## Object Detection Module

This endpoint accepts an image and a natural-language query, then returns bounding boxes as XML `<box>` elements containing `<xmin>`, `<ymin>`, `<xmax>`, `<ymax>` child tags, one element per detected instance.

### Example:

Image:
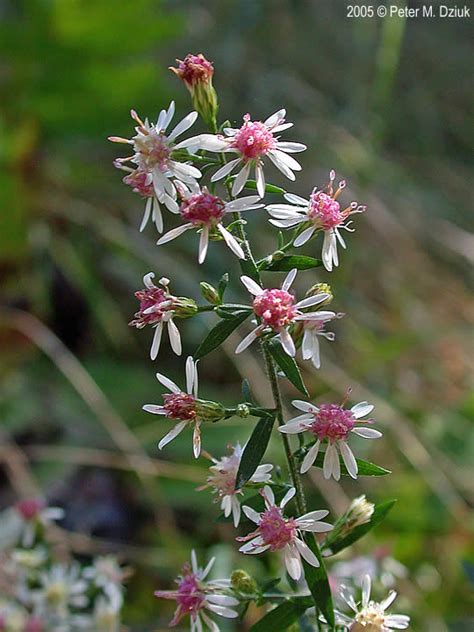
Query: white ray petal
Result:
<box><xmin>300</xmin><ymin>441</ymin><xmax>320</xmax><ymax>473</ymax></box>
<box><xmin>211</xmin><ymin>158</ymin><xmax>241</xmax><ymax>182</ymax></box>
<box><xmin>150</xmin><ymin>323</ymin><xmax>163</xmax><ymax>360</ymax></box>
<box><xmin>225</xmin><ymin>195</ymin><xmax>262</xmax><ymax>210</ymax></box>
<box><xmin>270</xmin><ymin>149</ymin><xmax>302</xmax><ymax>171</ymax></box>
<box><xmin>140</xmin><ymin>197</ymin><xmax>152</xmax><ymax>232</ymax></box>
<box><xmin>282</xmin><ymin>267</ymin><xmax>297</xmax><ymax>291</ymax></box>
<box><xmin>235</xmin><ymin>326</ymin><xmax>262</xmax><ymax>354</ymax></box>
<box><xmin>295</xmin><ymin>294</ymin><xmax>329</xmax><ymax>309</ymax></box>
<box><xmin>279</xmin><ymin>328</ymin><xmax>296</xmax><ymax>357</ymax></box>
<box><xmin>255</xmin><ymin>162</ymin><xmax>265</xmax><ymax>198</ymax></box>
<box><xmin>156</xmin><ymin>223</ymin><xmax>193</xmax><ymax>245</ymax></box>
<box><xmin>264</xmin><ymin>109</ymin><xmax>286</xmax><ymax>127</ymax></box>
<box><xmin>142</xmin><ymin>405</ymin><xmax>166</xmax><ymax>415</ymax></box>
<box><xmin>280</xmin><ymin>487</ymin><xmax>296</xmax><ymax>508</ymax></box>
<box><xmin>362</xmin><ymin>574</ymin><xmax>371</xmax><ymax>607</ymax></box>
<box><xmin>232</xmin><ymin>162</ymin><xmax>251</xmax><ymax>196</ymax></box>
<box><xmin>275</xmin><ymin>141</ymin><xmax>307</xmax><ymax>153</ymax></box>
<box><xmin>295</xmin><ymin>538</ymin><xmax>319</xmax><ymax>567</ymax></box>
<box><xmin>168</xmin><ymin>111</ymin><xmax>198</xmax><ymax>140</ymax></box>
<box><xmin>339</xmin><ymin>441</ymin><xmax>358</xmax><ymax>478</ymax></box>
<box><xmin>292</xmin><ymin>400</ymin><xmax>317</xmax><ymax>413</ymax></box>
<box><xmin>167</xmin><ymin>319</ymin><xmax>182</xmax><ymax>355</ymax></box>
<box><xmin>284</xmin><ymin>544</ymin><xmax>302</xmax><ymax>580</ymax></box>
<box><xmin>297</xmin><ymin>509</ymin><xmax>330</xmax><ymax>523</ymax></box>
<box><xmin>240</xmin><ymin>275</ymin><xmax>263</xmax><ymax>296</ymax></box>
<box><xmin>242</xmin><ymin>506</ymin><xmax>261</xmax><ymax>524</ymax></box>
<box><xmin>158</xmin><ymin>421</ymin><xmax>187</xmax><ymax>450</ymax></box>
<box><xmin>155</xmin><ymin>372</ymin><xmax>180</xmax><ymax>393</ymax></box>
<box><xmin>185</xmin><ymin>356</ymin><xmax>195</xmax><ymax>394</ymax></box>
<box><xmin>351</xmin><ymin>427</ymin><xmax>382</xmax><ymax>439</ymax></box>
<box><xmin>351</xmin><ymin>402</ymin><xmax>375</xmax><ymax>418</ymax></box>
<box><xmin>198</xmin><ymin>226</ymin><xmax>209</xmax><ymax>264</ymax></box>
<box><xmin>193</xmin><ymin>422</ymin><xmax>201</xmax><ymax>458</ymax></box>
<box><xmin>293</xmin><ymin>225</ymin><xmax>316</xmax><ymax>247</ymax></box>
<box><xmin>284</xmin><ymin>193</ymin><xmax>309</xmax><ymax>206</ymax></box>
<box><xmin>218</xmin><ymin>224</ymin><xmax>245</xmax><ymax>259</ymax></box>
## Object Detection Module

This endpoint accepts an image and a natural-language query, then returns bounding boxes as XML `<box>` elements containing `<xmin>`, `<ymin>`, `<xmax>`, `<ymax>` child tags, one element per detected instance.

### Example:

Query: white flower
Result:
<box><xmin>154</xmin><ymin>551</ymin><xmax>239</xmax><ymax>632</ymax></box>
<box><xmin>83</xmin><ymin>555</ymin><xmax>127</xmax><ymax>594</ymax></box>
<box><xmin>237</xmin><ymin>486</ymin><xmax>332</xmax><ymax>581</ymax></box>
<box><xmin>33</xmin><ymin>563</ymin><xmax>88</xmax><ymax>619</ymax></box>
<box><xmin>129</xmin><ymin>273</ymin><xmax>186</xmax><ymax>360</ymax></box>
<box><xmin>13</xmin><ymin>499</ymin><xmax>64</xmax><ymax>549</ymax></box>
<box><xmin>182</xmin><ymin>110</ymin><xmax>306</xmax><ymax>198</ymax></box>
<box><xmin>200</xmin><ymin>443</ymin><xmax>273</xmax><ymax>527</ymax></box>
<box><xmin>143</xmin><ymin>357</ymin><xmax>223</xmax><ymax>459</ymax></box>
<box><xmin>109</xmin><ymin>102</ymin><xmax>204</xmax><ymax>227</ymax></box>
<box><xmin>266</xmin><ymin>170</ymin><xmax>366</xmax><ymax>271</ymax></box>
<box><xmin>157</xmin><ymin>183</ymin><xmax>263</xmax><ymax>263</ymax></box>
<box><xmin>336</xmin><ymin>574</ymin><xmax>410</xmax><ymax>631</ymax></box>
<box><xmin>235</xmin><ymin>269</ymin><xmax>329</xmax><ymax>356</ymax></box>
<box><xmin>279</xmin><ymin>398</ymin><xmax>382</xmax><ymax>480</ymax></box>
<box><xmin>300</xmin><ymin>310</ymin><xmax>343</xmax><ymax>369</ymax></box>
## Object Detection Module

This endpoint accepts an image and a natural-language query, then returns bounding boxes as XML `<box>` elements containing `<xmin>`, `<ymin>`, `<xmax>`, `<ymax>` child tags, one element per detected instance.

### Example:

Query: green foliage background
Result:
<box><xmin>0</xmin><ymin>1</ymin><xmax>472</xmax><ymax>629</ymax></box>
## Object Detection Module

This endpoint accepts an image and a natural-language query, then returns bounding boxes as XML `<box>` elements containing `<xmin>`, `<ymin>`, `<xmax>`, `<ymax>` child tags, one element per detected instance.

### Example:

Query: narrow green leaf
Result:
<box><xmin>296</xmin><ymin>446</ymin><xmax>391</xmax><ymax>477</ymax></box>
<box><xmin>195</xmin><ymin>311</ymin><xmax>250</xmax><ymax>359</ymax></box>
<box><xmin>259</xmin><ymin>255</ymin><xmax>323</xmax><ymax>272</ymax></box>
<box><xmin>236</xmin><ymin>415</ymin><xmax>275</xmax><ymax>489</ymax></box>
<box><xmin>250</xmin><ymin>598</ymin><xmax>313</xmax><ymax>632</ymax></box>
<box><xmin>323</xmin><ymin>499</ymin><xmax>397</xmax><ymax>556</ymax></box>
<box><xmin>229</xmin><ymin>177</ymin><xmax>286</xmax><ymax>195</ymax></box>
<box><xmin>303</xmin><ymin>535</ymin><xmax>335</xmax><ymax>628</ymax></box>
<box><xmin>268</xmin><ymin>340</ymin><xmax>309</xmax><ymax>396</ymax></box>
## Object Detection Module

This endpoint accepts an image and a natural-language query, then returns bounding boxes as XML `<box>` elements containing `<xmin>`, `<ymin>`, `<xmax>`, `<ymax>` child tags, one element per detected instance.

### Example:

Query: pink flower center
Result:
<box><xmin>163</xmin><ymin>392</ymin><xmax>196</xmax><ymax>421</ymax></box>
<box><xmin>130</xmin><ymin>287</ymin><xmax>172</xmax><ymax>327</ymax></box>
<box><xmin>15</xmin><ymin>499</ymin><xmax>44</xmax><ymax>521</ymax></box>
<box><xmin>253</xmin><ymin>289</ymin><xmax>297</xmax><ymax>330</ymax></box>
<box><xmin>134</xmin><ymin>129</ymin><xmax>171</xmax><ymax>171</ymax></box>
<box><xmin>177</xmin><ymin>54</ymin><xmax>214</xmax><ymax>86</ymax></box>
<box><xmin>175</xmin><ymin>571</ymin><xmax>206</xmax><ymax>618</ymax></box>
<box><xmin>259</xmin><ymin>506</ymin><xmax>297</xmax><ymax>551</ymax></box>
<box><xmin>123</xmin><ymin>169</ymin><xmax>154</xmax><ymax>198</ymax></box>
<box><xmin>308</xmin><ymin>191</ymin><xmax>343</xmax><ymax>230</ymax></box>
<box><xmin>232</xmin><ymin>114</ymin><xmax>276</xmax><ymax>161</ymax></box>
<box><xmin>309</xmin><ymin>404</ymin><xmax>355</xmax><ymax>442</ymax></box>
<box><xmin>180</xmin><ymin>192</ymin><xmax>226</xmax><ymax>226</ymax></box>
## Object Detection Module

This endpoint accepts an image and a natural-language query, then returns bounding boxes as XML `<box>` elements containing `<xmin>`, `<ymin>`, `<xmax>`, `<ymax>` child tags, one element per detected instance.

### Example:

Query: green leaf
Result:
<box><xmin>229</xmin><ymin>177</ymin><xmax>286</xmax><ymax>195</ymax></box>
<box><xmin>250</xmin><ymin>598</ymin><xmax>313</xmax><ymax>632</ymax></box>
<box><xmin>302</xmin><ymin>535</ymin><xmax>335</xmax><ymax>628</ymax></box>
<box><xmin>296</xmin><ymin>447</ymin><xmax>391</xmax><ymax>477</ymax></box>
<box><xmin>258</xmin><ymin>254</ymin><xmax>323</xmax><ymax>272</ymax></box>
<box><xmin>236</xmin><ymin>415</ymin><xmax>275</xmax><ymax>489</ymax></box>
<box><xmin>268</xmin><ymin>340</ymin><xmax>309</xmax><ymax>396</ymax></box>
<box><xmin>195</xmin><ymin>311</ymin><xmax>250</xmax><ymax>359</ymax></box>
<box><xmin>322</xmin><ymin>499</ymin><xmax>397</xmax><ymax>556</ymax></box>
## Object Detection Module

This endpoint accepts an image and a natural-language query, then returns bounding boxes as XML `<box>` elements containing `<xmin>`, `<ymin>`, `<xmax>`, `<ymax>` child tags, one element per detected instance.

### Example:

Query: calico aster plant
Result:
<box><xmin>110</xmin><ymin>53</ymin><xmax>409</xmax><ymax>631</ymax></box>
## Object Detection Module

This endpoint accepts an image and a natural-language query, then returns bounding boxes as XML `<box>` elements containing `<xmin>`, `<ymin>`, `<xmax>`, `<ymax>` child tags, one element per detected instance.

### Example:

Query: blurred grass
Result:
<box><xmin>0</xmin><ymin>0</ymin><xmax>473</xmax><ymax>630</ymax></box>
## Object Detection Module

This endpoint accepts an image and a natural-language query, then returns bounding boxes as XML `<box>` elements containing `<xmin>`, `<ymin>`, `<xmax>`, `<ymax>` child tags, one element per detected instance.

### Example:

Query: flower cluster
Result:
<box><xmin>0</xmin><ymin>500</ymin><xmax>127</xmax><ymax>631</ymax></box>
<box><xmin>109</xmin><ymin>52</ymin><xmax>410</xmax><ymax>632</ymax></box>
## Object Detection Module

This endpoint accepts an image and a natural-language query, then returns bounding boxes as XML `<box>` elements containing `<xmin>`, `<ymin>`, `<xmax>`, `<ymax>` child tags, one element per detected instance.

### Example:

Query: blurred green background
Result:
<box><xmin>0</xmin><ymin>0</ymin><xmax>473</xmax><ymax>629</ymax></box>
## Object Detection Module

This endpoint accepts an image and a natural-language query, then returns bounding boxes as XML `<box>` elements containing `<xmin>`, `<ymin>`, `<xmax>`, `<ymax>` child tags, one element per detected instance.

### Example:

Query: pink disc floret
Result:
<box><xmin>175</xmin><ymin>54</ymin><xmax>214</xmax><ymax>87</ymax></box>
<box><xmin>309</xmin><ymin>404</ymin><xmax>355</xmax><ymax>442</ymax></box>
<box><xmin>123</xmin><ymin>169</ymin><xmax>154</xmax><ymax>198</ymax></box>
<box><xmin>163</xmin><ymin>392</ymin><xmax>197</xmax><ymax>421</ymax></box>
<box><xmin>129</xmin><ymin>286</ymin><xmax>171</xmax><ymax>328</ymax></box>
<box><xmin>308</xmin><ymin>190</ymin><xmax>344</xmax><ymax>230</ymax></box>
<box><xmin>232</xmin><ymin>114</ymin><xmax>276</xmax><ymax>160</ymax></box>
<box><xmin>253</xmin><ymin>289</ymin><xmax>297</xmax><ymax>330</ymax></box>
<box><xmin>15</xmin><ymin>499</ymin><xmax>45</xmax><ymax>521</ymax></box>
<box><xmin>180</xmin><ymin>192</ymin><xmax>226</xmax><ymax>226</ymax></box>
<box><xmin>258</xmin><ymin>506</ymin><xmax>297</xmax><ymax>551</ymax></box>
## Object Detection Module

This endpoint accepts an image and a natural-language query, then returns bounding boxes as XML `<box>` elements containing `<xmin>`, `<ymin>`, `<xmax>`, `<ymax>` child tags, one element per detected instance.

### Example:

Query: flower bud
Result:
<box><xmin>305</xmin><ymin>282</ymin><xmax>334</xmax><ymax>305</ymax></box>
<box><xmin>195</xmin><ymin>399</ymin><xmax>226</xmax><ymax>422</ymax></box>
<box><xmin>345</xmin><ymin>494</ymin><xmax>375</xmax><ymax>529</ymax></box>
<box><xmin>173</xmin><ymin>297</ymin><xmax>198</xmax><ymax>319</ymax></box>
<box><xmin>200</xmin><ymin>282</ymin><xmax>220</xmax><ymax>305</ymax></box>
<box><xmin>236</xmin><ymin>403</ymin><xmax>250</xmax><ymax>418</ymax></box>
<box><xmin>170</xmin><ymin>53</ymin><xmax>218</xmax><ymax>130</ymax></box>
<box><xmin>230</xmin><ymin>569</ymin><xmax>257</xmax><ymax>594</ymax></box>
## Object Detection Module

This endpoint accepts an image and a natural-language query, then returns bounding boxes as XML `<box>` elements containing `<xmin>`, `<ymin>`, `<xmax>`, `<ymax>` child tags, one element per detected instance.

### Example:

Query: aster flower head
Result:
<box><xmin>154</xmin><ymin>551</ymin><xmax>239</xmax><ymax>631</ymax></box>
<box><xmin>157</xmin><ymin>183</ymin><xmax>263</xmax><ymax>263</ymax></box>
<box><xmin>236</xmin><ymin>269</ymin><xmax>330</xmax><ymax>357</ymax></box>
<box><xmin>279</xmin><ymin>393</ymin><xmax>382</xmax><ymax>480</ymax></box>
<box><xmin>299</xmin><ymin>309</ymin><xmax>344</xmax><ymax>369</ymax></box>
<box><xmin>200</xmin><ymin>443</ymin><xmax>273</xmax><ymax>527</ymax></box>
<box><xmin>237</xmin><ymin>486</ymin><xmax>332</xmax><ymax>581</ymax></box>
<box><xmin>109</xmin><ymin>102</ymin><xmax>204</xmax><ymax>224</ymax></box>
<box><xmin>203</xmin><ymin>110</ymin><xmax>306</xmax><ymax>198</ymax></box>
<box><xmin>129</xmin><ymin>273</ymin><xmax>197</xmax><ymax>360</ymax></box>
<box><xmin>336</xmin><ymin>574</ymin><xmax>410</xmax><ymax>631</ymax></box>
<box><xmin>170</xmin><ymin>54</ymin><xmax>218</xmax><ymax>130</ymax></box>
<box><xmin>116</xmin><ymin>164</ymin><xmax>164</xmax><ymax>233</ymax></box>
<box><xmin>143</xmin><ymin>357</ymin><xmax>225</xmax><ymax>458</ymax></box>
<box><xmin>14</xmin><ymin>499</ymin><xmax>64</xmax><ymax>548</ymax></box>
<box><xmin>266</xmin><ymin>170</ymin><xmax>367</xmax><ymax>271</ymax></box>
<box><xmin>33</xmin><ymin>563</ymin><xmax>88</xmax><ymax>617</ymax></box>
